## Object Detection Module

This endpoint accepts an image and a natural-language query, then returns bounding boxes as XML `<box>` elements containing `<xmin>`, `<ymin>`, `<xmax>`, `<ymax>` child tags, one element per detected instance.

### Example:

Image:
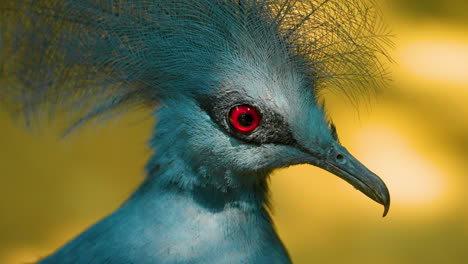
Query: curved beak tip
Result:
<box><xmin>381</xmin><ymin>191</ymin><xmax>391</xmax><ymax>217</ymax></box>
<box><xmin>375</xmin><ymin>182</ymin><xmax>391</xmax><ymax>217</ymax></box>
<box><xmin>382</xmin><ymin>201</ymin><xmax>390</xmax><ymax>217</ymax></box>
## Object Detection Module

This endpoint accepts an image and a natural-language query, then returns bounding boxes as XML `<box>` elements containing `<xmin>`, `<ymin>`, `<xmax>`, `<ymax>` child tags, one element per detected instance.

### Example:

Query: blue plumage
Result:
<box><xmin>1</xmin><ymin>0</ymin><xmax>391</xmax><ymax>263</ymax></box>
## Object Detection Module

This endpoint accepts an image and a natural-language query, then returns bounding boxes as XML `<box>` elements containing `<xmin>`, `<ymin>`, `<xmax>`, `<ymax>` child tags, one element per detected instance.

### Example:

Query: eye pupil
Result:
<box><xmin>238</xmin><ymin>113</ymin><xmax>254</xmax><ymax>127</ymax></box>
<box><xmin>229</xmin><ymin>105</ymin><xmax>260</xmax><ymax>133</ymax></box>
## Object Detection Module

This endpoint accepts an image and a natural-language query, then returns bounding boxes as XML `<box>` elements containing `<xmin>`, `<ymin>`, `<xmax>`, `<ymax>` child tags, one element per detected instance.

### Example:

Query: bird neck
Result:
<box><xmin>110</xmin><ymin>157</ymin><xmax>289</xmax><ymax>264</ymax></box>
<box><xmin>142</xmin><ymin>149</ymin><xmax>271</xmax><ymax>213</ymax></box>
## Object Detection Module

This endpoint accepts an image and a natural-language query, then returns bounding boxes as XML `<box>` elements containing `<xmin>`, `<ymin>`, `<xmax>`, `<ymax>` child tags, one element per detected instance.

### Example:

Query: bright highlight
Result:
<box><xmin>399</xmin><ymin>40</ymin><xmax>468</xmax><ymax>86</ymax></box>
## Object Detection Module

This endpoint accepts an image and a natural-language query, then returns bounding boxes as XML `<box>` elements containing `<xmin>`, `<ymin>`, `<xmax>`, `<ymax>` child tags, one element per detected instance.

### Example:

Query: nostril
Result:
<box><xmin>336</xmin><ymin>154</ymin><xmax>345</xmax><ymax>163</ymax></box>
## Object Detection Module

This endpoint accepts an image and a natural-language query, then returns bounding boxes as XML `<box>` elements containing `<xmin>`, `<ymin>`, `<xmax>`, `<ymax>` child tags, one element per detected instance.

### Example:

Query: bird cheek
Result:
<box><xmin>268</xmin><ymin>146</ymin><xmax>314</xmax><ymax>169</ymax></box>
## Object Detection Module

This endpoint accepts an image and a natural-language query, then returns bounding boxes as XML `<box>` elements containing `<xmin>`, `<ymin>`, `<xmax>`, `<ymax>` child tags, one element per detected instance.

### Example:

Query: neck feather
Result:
<box><xmin>142</xmin><ymin>151</ymin><xmax>272</xmax><ymax>212</ymax></box>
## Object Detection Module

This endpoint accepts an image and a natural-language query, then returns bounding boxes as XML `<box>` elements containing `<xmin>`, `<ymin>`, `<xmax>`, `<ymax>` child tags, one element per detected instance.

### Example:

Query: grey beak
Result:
<box><xmin>314</xmin><ymin>145</ymin><xmax>390</xmax><ymax>217</ymax></box>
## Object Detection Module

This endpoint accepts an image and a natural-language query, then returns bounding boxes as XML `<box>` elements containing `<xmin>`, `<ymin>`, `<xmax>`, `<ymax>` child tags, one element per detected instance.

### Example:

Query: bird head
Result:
<box><xmin>1</xmin><ymin>0</ymin><xmax>391</xmax><ymax>215</ymax></box>
<box><xmin>154</xmin><ymin>41</ymin><xmax>390</xmax><ymax>215</ymax></box>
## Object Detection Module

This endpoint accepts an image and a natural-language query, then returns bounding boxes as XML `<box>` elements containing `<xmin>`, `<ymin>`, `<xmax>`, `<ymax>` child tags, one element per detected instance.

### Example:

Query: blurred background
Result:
<box><xmin>1</xmin><ymin>0</ymin><xmax>467</xmax><ymax>263</ymax></box>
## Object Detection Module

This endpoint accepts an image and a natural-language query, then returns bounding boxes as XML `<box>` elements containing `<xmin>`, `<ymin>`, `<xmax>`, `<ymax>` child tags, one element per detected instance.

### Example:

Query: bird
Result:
<box><xmin>0</xmin><ymin>0</ymin><xmax>391</xmax><ymax>263</ymax></box>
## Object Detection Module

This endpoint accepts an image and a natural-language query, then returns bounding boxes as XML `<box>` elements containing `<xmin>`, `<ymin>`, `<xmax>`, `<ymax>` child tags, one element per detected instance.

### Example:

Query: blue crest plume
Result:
<box><xmin>1</xmin><ymin>0</ymin><xmax>390</xmax><ymax>129</ymax></box>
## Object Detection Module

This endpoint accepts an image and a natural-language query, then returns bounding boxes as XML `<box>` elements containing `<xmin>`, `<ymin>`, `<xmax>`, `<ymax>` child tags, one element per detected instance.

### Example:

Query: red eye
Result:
<box><xmin>229</xmin><ymin>105</ymin><xmax>261</xmax><ymax>133</ymax></box>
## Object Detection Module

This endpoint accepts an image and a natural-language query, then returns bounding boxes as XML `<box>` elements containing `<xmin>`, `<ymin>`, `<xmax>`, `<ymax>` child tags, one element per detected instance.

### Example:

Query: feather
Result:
<box><xmin>0</xmin><ymin>0</ymin><xmax>391</xmax><ymax>130</ymax></box>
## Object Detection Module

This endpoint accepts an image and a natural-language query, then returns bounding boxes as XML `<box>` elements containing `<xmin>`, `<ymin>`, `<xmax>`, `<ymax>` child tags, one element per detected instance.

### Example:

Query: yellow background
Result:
<box><xmin>1</xmin><ymin>0</ymin><xmax>467</xmax><ymax>263</ymax></box>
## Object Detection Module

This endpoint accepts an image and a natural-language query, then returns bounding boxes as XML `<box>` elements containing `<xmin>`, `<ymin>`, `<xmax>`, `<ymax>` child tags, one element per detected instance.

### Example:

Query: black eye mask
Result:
<box><xmin>199</xmin><ymin>91</ymin><xmax>297</xmax><ymax>146</ymax></box>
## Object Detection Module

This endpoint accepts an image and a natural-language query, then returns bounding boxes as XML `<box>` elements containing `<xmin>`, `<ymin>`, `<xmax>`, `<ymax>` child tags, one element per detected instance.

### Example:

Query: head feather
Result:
<box><xmin>0</xmin><ymin>0</ymin><xmax>391</xmax><ymax>130</ymax></box>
